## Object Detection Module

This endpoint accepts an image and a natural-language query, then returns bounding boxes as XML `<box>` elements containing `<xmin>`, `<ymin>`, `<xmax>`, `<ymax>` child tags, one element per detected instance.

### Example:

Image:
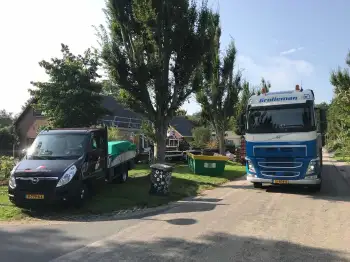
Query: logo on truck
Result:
<box><xmin>259</xmin><ymin>96</ymin><xmax>298</xmax><ymax>103</ymax></box>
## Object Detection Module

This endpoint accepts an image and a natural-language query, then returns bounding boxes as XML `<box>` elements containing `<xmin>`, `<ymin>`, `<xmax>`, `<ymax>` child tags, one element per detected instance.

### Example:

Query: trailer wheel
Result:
<box><xmin>120</xmin><ymin>166</ymin><xmax>129</xmax><ymax>183</ymax></box>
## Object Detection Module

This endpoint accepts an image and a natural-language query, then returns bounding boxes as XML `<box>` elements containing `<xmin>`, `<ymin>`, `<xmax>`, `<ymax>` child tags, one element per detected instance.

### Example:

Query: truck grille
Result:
<box><xmin>256</xmin><ymin>158</ymin><xmax>304</xmax><ymax>178</ymax></box>
<box><xmin>253</xmin><ymin>145</ymin><xmax>307</xmax><ymax>157</ymax></box>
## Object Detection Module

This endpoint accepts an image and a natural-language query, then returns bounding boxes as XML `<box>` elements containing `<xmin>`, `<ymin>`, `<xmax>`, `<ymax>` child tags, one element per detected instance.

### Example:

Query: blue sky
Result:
<box><xmin>1</xmin><ymin>0</ymin><xmax>349</xmax><ymax>115</ymax></box>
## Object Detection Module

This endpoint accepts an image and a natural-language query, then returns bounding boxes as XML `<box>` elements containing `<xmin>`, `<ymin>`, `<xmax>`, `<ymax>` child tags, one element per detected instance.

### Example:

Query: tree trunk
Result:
<box><xmin>153</xmin><ymin>119</ymin><xmax>168</xmax><ymax>163</ymax></box>
<box><xmin>217</xmin><ymin>129</ymin><xmax>226</xmax><ymax>155</ymax></box>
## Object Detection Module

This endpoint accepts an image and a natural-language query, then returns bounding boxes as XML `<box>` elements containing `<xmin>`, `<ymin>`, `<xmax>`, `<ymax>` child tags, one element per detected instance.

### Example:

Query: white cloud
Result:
<box><xmin>280</xmin><ymin>47</ymin><xmax>304</xmax><ymax>56</ymax></box>
<box><xmin>237</xmin><ymin>55</ymin><xmax>314</xmax><ymax>90</ymax></box>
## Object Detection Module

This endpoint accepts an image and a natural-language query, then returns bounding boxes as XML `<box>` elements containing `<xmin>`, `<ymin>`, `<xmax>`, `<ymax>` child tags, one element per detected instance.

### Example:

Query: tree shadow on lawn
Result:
<box><xmin>19</xmin><ymin>171</ymin><xmax>233</xmax><ymax>222</ymax></box>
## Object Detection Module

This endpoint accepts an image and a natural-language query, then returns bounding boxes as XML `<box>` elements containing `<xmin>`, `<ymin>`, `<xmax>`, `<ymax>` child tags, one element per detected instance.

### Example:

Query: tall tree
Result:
<box><xmin>327</xmin><ymin>51</ymin><xmax>350</xmax><ymax>152</ymax></box>
<box><xmin>175</xmin><ymin>109</ymin><xmax>187</xmax><ymax>116</ymax></box>
<box><xmin>233</xmin><ymin>81</ymin><xmax>254</xmax><ymax>135</ymax></box>
<box><xmin>0</xmin><ymin>110</ymin><xmax>13</xmax><ymax>129</ymax></box>
<box><xmin>255</xmin><ymin>77</ymin><xmax>271</xmax><ymax>95</ymax></box>
<box><xmin>29</xmin><ymin>44</ymin><xmax>108</xmax><ymax>128</ymax></box>
<box><xmin>98</xmin><ymin>0</ymin><xmax>214</xmax><ymax>162</ymax></box>
<box><xmin>195</xmin><ymin>16</ymin><xmax>242</xmax><ymax>155</ymax></box>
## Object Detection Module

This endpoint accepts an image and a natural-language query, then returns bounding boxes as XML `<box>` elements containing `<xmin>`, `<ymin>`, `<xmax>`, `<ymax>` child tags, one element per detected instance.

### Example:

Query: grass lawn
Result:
<box><xmin>332</xmin><ymin>151</ymin><xmax>350</xmax><ymax>162</ymax></box>
<box><xmin>0</xmin><ymin>162</ymin><xmax>245</xmax><ymax>221</ymax></box>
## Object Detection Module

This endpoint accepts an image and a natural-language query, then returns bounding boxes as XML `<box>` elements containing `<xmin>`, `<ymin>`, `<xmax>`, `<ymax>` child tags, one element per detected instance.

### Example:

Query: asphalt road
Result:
<box><xmin>1</xmin><ymin>153</ymin><xmax>350</xmax><ymax>262</ymax></box>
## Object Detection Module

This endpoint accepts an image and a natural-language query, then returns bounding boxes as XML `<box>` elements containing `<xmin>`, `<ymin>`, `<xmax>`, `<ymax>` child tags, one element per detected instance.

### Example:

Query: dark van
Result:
<box><xmin>8</xmin><ymin>128</ymin><xmax>136</xmax><ymax>208</ymax></box>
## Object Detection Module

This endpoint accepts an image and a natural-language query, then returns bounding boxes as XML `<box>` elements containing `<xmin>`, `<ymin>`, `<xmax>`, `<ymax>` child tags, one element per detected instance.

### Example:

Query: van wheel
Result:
<box><xmin>253</xmin><ymin>182</ymin><xmax>262</xmax><ymax>188</ymax></box>
<box><xmin>74</xmin><ymin>183</ymin><xmax>88</xmax><ymax>208</ymax></box>
<box><xmin>120</xmin><ymin>167</ymin><xmax>128</xmax><ymax>183</ymax></box>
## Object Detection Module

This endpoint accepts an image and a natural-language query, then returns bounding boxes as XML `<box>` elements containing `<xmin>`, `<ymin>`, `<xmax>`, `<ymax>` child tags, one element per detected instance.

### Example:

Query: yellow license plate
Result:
<box><xmin>273</xmin><ymin>180</ymin><xmax>289</xmax><ymax>184</ymax></box>
<box><xmin>25</xmin><ymin>194</ymin><xmax>45</xmax><ymax>200</ymax></box>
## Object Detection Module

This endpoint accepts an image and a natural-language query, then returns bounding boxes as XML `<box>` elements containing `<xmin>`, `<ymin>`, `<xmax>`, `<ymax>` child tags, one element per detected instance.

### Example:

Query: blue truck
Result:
<box><xmin>238</xmin><ymin>86</ymin><xmax>327</xmax><ymax>192</ymax></box>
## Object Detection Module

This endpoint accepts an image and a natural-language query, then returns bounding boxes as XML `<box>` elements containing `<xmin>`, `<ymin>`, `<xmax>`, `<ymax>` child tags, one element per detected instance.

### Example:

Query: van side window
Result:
<box><xmin>92</xmin><ymin>138</ymin><xmax>97</xmax><ymax>149</ymax></box>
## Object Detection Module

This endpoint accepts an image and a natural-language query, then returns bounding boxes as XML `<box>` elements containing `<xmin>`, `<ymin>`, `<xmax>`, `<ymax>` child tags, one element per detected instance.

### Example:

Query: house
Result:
<box><xmin>211</xmin><ymin>131</ymin><xmax>241</xmax><ymax>147</ymax></box>
<box><xmin>14</xmin><ymin>96</ymin><xmax>196</xmax><ymax>151</ymax></box>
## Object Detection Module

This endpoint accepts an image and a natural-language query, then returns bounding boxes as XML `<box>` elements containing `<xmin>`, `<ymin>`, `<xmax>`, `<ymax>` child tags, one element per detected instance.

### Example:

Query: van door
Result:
<box><xmin>88</xmin><ymin>131</ymin><xmax>106</xmax><ymax>180</ymax></box>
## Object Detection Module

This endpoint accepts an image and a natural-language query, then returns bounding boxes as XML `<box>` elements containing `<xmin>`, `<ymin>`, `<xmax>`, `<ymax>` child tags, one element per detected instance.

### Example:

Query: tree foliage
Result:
<box><xmin>107</xmin><ymin>127</ymin><xmax>122</xmax><ymax>141</ymax></box>
<box><xmin>327</xmin><ymin>50</ymin><xmax>350</xmax><ymax>153</ymax></box>
<box><xmin>191</xmin><ymin>126</ymin><xmax>211</xmax><ymax>148</ymax></box>
<box><xmin>195</xmin><ymin>16</ymin><xmax>242</xmax><ymax>154</ymax></box>
<box><xmin>29</xmin><ymin>44</ymin><xmax>108</xmax><ymax>128</ymax></box>
<box><xmin>0</xmin><ymin>110</ymin><xmax>13</xmax><ymax>129</ymax></box>
<box><xmin>175</xmin><ymin>109</ymin><xmax>187</xmax><ymax>116</ymax></box>
<box><xmin>98</xmin><ymin>0</ymin><xmax>215</xmax><ymax>162</ymax></box>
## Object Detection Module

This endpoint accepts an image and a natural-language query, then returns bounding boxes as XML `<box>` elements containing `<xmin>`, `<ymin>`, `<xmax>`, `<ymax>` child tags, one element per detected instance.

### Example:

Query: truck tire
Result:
<box><xmin>253</xmin><ymin>182</ymin><xmax>262</xmax><ymax>188</ymax></box>
<box><xmin>120</xmin><ymin>165</ymin><xmax>129</xmax><ymax>183</ymax></box>
<box><xmin>73</xmin><ymin>183</ymin><xmax>89</xmax><ymax>208</ymax></box>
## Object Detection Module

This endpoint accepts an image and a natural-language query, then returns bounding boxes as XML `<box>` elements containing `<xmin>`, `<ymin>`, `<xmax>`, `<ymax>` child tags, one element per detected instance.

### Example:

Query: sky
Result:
<box><xmin>1</xmin><ymin>0</ymin><xmax>349</xmax><ymax>116</ymax></box>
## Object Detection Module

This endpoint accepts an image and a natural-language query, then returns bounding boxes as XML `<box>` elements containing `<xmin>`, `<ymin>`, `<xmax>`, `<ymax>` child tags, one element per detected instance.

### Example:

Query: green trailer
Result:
<box><xmin>106</xmin><ymin>140</ymin><xmax>137</xmax><ymax>183</ymax></box>
<box><xmin>187</xmin><ymin>153</ymin><xmax>229</xmax><ymax>176</ymax></box>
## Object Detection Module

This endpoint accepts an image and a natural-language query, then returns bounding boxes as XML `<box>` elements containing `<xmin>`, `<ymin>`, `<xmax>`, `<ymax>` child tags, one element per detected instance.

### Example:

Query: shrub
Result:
<box><xmin>0</xmin><ymin>156</ymin><xmax>16</xmax><ymax>179</ymax></box>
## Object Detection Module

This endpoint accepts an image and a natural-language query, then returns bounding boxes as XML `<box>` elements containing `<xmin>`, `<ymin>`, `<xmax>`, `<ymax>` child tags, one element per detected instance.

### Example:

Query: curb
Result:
<box><xmin>0</xmin><ymin>203</ymin><xmax>178</xmax><ymax>226</ymax></box>
<box><xmin>324</xmin><ymin>151</ymin><xmax>350</xmax><ymax>187</ymax></box>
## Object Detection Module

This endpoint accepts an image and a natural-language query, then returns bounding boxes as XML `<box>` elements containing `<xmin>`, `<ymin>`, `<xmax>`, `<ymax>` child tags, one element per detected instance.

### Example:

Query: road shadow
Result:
<box><xmin>222</xmin><ymin>163</ymin><xmax>350</xmax><ymax>203</ymax></box>
<box><xmin>0</xmin><ymin>227</ymin><xmax>83</xmax><ymax>262</ymax></box>
<box><xmin>51</xmin><ymin>231</ymin><xmax>350</xmax><ymax>261</ymax></box>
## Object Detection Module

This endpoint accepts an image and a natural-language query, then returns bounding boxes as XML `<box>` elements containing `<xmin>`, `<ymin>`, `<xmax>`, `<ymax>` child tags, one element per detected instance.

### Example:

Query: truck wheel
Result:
<box><xmin>120</xmin><ymin>167</ymin><xmax>128</xmax><ymax>183</ymax></box>
<box><xmin>74</xmin><ymin>183</ymin><xmax>88</xmax><ymax>208</ymax></box>
<box><xmin>253</xmin><ymin>182</ymin><xmax>262</xmax><ymax>188</ymax></box>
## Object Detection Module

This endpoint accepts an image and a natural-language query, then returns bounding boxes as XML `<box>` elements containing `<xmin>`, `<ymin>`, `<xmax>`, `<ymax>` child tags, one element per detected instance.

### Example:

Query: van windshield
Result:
<box><xmin>247</xmin><ymin>103</ymin><xmax>315</xmax><ymax>134</ymax></box>
<box><xmin>26</xmin><ymin>134</ymin><xmax>88</xmax><ymax>160</ymax></box>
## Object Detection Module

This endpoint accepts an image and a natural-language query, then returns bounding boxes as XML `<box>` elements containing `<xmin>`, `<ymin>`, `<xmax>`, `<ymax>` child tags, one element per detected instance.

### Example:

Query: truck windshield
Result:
<box><xmin>247</xmin><ymin>103</ymin><xmax>315</xmax><ymax>134</ymax></box>
<box><xmin>26</xmin><ymin>134</ymin><xmax>88</xmax><ymax>160</ymax></box>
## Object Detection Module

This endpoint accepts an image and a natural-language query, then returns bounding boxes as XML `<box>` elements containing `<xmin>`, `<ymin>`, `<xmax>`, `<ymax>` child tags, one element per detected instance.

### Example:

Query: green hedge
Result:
<box><xmin>0</xmin><ymin>156</ymin><xmax>16</xmax><ymax>179</ymax></box>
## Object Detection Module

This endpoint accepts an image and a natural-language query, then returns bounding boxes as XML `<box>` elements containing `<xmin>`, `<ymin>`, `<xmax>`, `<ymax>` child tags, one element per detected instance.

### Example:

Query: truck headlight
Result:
<box><xmin>56</xmin><ymin>165</ymin><xmax>77</xmax><ymax>187</ymax></box>
<box><xmin>246</xmin><ymin>158</ymin><xmax>256</xmax><ymax>173</ymax></box>
<box><xmin>306</xmin><ymin>158</ymin><xmax>319</xmax><ymax>175</ymax></box>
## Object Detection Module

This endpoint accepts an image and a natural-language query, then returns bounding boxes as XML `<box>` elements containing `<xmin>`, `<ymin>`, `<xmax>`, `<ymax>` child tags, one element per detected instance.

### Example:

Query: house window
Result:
<box><xmin>33</xmin><ymin>110</ymin><xmax>44</xmax><ymax>117</ymax></box>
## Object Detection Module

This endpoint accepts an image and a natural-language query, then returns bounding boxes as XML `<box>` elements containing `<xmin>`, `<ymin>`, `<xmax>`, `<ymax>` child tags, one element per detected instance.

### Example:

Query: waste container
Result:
<box><xmin>149</xmin><ymin>163</ymin><xmax>173</xmax><ymax>196</ymax></box>
<box><xmin>187</xmin><ymin>153</ymin><xmax>229</xmax><ymax>176</ymax></box>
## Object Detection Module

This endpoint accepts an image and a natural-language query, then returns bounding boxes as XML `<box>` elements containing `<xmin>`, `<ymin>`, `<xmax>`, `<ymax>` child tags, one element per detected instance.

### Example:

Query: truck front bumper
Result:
<box><xmin>247</xmin><ymin>175</ymin><xmax>321</xmax><ymax>185</ymax></box>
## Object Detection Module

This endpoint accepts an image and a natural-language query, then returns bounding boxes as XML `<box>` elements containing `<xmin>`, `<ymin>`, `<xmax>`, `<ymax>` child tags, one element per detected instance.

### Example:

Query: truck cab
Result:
<box><xmin>238</xmin><ymin>86</ymin><xmax>327</xmax><ymax>192</ymax></box>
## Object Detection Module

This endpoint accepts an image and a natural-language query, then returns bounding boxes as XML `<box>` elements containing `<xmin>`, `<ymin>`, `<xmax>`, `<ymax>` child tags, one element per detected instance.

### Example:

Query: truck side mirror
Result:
<box><xmin>318</xmin><ymin>108</ymin><xmax>327</xmax><ymax>146</ymax></box>
<box><xmin>20</xmin><ymin>148</ymin><xmax>27</xmax><ymax>158</ymax></box>
<box><xmin>237</xmin><ymin>113</ymin><xmax>246</xmax><ymax>135</ymax></box>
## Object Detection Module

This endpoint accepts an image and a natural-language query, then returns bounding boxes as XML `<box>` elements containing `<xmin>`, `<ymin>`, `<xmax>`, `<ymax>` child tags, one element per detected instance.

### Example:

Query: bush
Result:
<box><xmin>0</xmin><ymin>127</ymin><xmax>15</xmax><ymax>156</ymax></box>
<box><xmin>107</xmin><ymin>127</ymin><xmax>122</xmax><ymax>141</ymax></box>
<box><xmin>0</xmin><ymin>156</ymin><xmax>16</xmax><ymax>179</ymax></box>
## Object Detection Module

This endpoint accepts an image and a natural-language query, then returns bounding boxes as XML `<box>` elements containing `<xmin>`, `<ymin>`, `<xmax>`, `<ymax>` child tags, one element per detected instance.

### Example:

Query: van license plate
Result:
<box><xmin>25</xmin><ymin>194</ymin><xmax>44</xmax><ymax>200</ymax></box>
<box><xmin>273</xmin><ymin>180</ymin><xmax>289</xmax><ymax>184</ymax></box>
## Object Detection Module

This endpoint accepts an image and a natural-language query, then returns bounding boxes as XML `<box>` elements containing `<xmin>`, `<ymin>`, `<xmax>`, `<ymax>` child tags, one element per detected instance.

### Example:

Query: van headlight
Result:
<box><xmin>9</xmin><ymin>176</ymin><xmax>16</xmax><ymax>189</ymax></box>
<box><xmin>56</xmin><ymin>165</ymin><xmax>77</xmax><ymax>187</ymax></box>
<box><xmin>8</xmin><ymin>164</ymin><xmax>19</xmax><ymax>189</ymax></box>
<box><xmin>246</xmin><ymin>158</ymin><xmax>256</xmax><ymax>173</ymax></box>
<box><xmin>306</xmin><ymin>158</ymin><xmax>319</xmax><ymax>175</ymax></box>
